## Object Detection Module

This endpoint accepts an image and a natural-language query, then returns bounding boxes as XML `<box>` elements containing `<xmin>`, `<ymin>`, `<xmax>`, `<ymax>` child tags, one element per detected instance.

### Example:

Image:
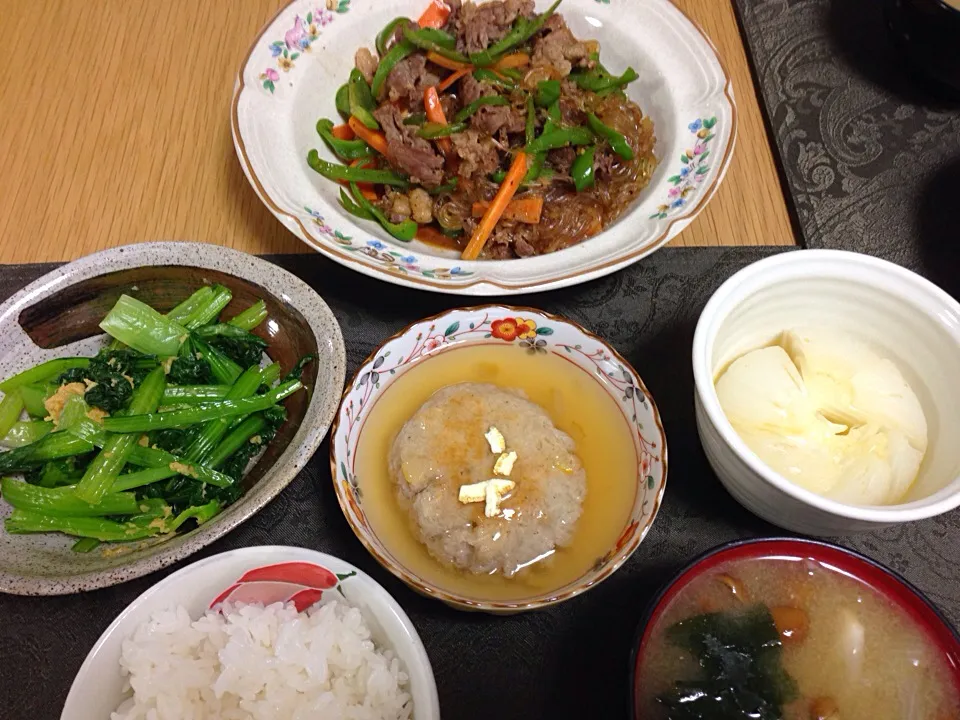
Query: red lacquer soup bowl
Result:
<box><xmin>629</xmin><ymin>538</ymin><xmax>960</xmax><ymax>719</ymax></box>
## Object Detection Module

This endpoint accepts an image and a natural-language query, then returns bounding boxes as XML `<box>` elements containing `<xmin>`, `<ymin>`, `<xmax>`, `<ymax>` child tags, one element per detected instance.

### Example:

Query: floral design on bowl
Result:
<box><xmin>329</xmin><ymin>305</ymin><xmax>669</xmax><ymax>612</ymax></box>
<box><xmin>233</xmin><ymin>0</ymin><xmax>737</xmax><ymax>295</ymax></box>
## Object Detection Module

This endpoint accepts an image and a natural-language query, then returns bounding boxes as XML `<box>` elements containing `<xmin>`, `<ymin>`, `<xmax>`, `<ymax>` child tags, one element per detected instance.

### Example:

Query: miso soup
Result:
<box><xmin>636</xmin><ymin>554</ymin><xmax>960</xmax><ymax>719</ymax></box>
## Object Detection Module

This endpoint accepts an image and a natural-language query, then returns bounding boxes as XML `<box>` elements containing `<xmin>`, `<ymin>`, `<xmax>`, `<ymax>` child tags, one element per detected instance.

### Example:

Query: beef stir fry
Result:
<box><xmin>307</xmin><ymin>0</ymin><xmax>657</xmax><ymax>260</ymax></box>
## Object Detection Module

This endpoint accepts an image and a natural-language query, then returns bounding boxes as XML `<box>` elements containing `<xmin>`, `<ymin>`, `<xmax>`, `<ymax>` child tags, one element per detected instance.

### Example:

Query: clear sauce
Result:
<box><xmin>355</xmin><ymin>344</ymin><xmax>637</xmax><ymax>602</ymax></box>
<box><xmin>637</xmin><ymin>556</ymin><xmax>960</xmax><ymax>719</ymax></box>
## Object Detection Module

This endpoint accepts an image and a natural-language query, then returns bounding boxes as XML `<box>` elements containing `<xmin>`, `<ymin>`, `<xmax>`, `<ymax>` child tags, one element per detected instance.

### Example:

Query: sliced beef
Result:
<box><xmin>354</xmin><ymin>47</ymin><xmax>378</xmax><ymax>84</ymax></box>
<box><xmin>471</xmin><ymin>104</ymin><xmax>525</xmax><ymax>136</ymax></box>
<box><xmin>547</xmin><ymin>147</ymin><xmax>577</xmax><ymax>175</ymax></box>
<box><xmin>454</xmin><ymin>0</ymin><xmax>535</xmax><ymax>54</ymax></box>
<box><xmin>451</xmin><ymin>129</ymin><xmax>500</xmax><ymax>178</ymax></box>
<box><xmin>559</xmin><ymin>96</ymin><xmax>587</xmax><ymax>127</ymax></box>
<box><xmin>594</xmin><ymin>149</ymin><xmax>621</xmax><ymax>180</ymax></box>
<box><xmin>382</xmin><ymin>54</ymin><xmax>440</xmax><ymax>106</ymax></box>
<box><xmin>484</xmin><ymin>222</ymin><xmax>538</xmax><ymax>258</ymax></box>
<box><xmin>458</xmin><ymin>73</ymin><xmax>496</xmax><ymax>106</ymax></box>
<box><xmin>531</xmin><ymin>14</ymin><xmax>590</xmax><ymax>77</ymax></box>
<box><xmin>373</xmin><ymin>104</ymin><xmax>445</xmax><ymax>186</ymax></box>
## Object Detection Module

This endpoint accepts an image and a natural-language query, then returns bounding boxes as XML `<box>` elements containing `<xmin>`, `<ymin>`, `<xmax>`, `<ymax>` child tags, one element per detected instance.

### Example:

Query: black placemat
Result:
<box><xmin>2</xmin><ymin>249</ymin><xmax>958</xmax><ymax>719</ymax></box>
<box><xmin>734</xmin><ymin>0</ymin><xmax>960</xmax><ymax>299</ymax></box>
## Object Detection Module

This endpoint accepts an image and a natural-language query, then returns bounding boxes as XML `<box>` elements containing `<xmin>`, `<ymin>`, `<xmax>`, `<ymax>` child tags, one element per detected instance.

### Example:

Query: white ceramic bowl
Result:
<box><xmin>62</xmin><ymin>546</ymin><xmax>440</xmax><ymax>719</ymax></box>
<box><xmin>692</xmin><ymin>249</ymin><xmax>960</xmax><ymax>535</ymax></box>
<box><xmin>232</xmin><ymin>0</ymin><xmax>736</xmax><ymax>295</ymax></box>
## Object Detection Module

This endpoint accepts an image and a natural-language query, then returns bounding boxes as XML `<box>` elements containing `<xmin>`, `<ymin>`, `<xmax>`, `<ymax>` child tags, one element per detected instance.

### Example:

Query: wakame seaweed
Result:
<box><xmin>657</xmin><ymin>604</ymin><xmax>798</xmax><ymax>720</ymax></box>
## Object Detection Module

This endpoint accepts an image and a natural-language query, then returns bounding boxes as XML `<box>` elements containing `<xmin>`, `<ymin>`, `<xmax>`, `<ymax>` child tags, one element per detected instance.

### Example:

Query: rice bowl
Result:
<box><xmin>62</xmin><ymin>547</ymin><xmax>439</xmax><ymax>720</ymax></box>
<box><xmin>112</xmin><ymin>601</ymin><xmax>411</xmax><ymax>720</ymax></box>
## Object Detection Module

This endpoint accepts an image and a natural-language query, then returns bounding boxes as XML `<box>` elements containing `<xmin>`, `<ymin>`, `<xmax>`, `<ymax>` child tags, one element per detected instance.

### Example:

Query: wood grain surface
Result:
<box><xmin>0</xmin><ymin>0</ymin><xmax>795</xmax><ymax>264</ymax></box>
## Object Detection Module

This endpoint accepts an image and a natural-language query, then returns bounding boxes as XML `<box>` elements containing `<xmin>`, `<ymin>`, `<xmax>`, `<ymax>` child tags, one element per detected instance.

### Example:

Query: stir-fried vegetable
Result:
<box><xmin>572</xmin><ymin>146</ymin><xmax>597</xmax><ymax>191</ymax></box>
<box><xmin>376</xmin><ymin>16</ymin><xmax>411</xmax><ymax>56</ymax></box>
<box><xmin>316</xmin><ymin>119</ymin><xmax>374</xmax><ymax>161</ymax></box>
<box><xmin>462</xmin><ymin>151</ymin><xmax>528</xmax><ymax>260</ymax></box>
<box><xmin>307</xmin><ymin>0</ymin><xmax>658</xmax><ymax>258</ymax></box>
<box><xmin>587</xmin><ymin>113</ymin><xmax>634</xmax><ymax>161</ymax></box>
<box><xmin>0</xmin><ymin>285</ymin><xmax>313</xmax><ymax>549</ymax></box>
<box><xmin>469</xmin><ymin>0</ymin><xmax>562</xmax><ymax>66</ymax></box>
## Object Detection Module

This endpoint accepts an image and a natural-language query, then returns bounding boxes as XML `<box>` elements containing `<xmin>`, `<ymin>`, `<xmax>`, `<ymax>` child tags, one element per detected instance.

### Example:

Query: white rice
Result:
<box><xmin>111</xmin><ymin>600</ymin><xmax>412</xmax><ymax>720</ymax></box>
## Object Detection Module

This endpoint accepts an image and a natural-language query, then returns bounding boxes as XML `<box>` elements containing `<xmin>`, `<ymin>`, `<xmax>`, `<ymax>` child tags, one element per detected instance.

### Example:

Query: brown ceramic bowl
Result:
<box><xmin>0</xmin><ymin>242</ymin><xmax>346</xmax><ymax>595</ymax></box>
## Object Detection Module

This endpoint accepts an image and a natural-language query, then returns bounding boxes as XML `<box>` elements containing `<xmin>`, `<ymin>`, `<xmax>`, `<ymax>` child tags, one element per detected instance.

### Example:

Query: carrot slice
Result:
<box><xmin>471</xmin><ymin>196</ymin><xmax>543</xmax><ymax>224</ymax></box>
<box><xmin>423</xmin><ymin>86</ymin><xmax>453</xmax><ymax>154</ymax></box>
<box><xmin>437</xmin><ymin>67</ymin><xmax>471</xmax><ymax>93</ymax></box>
<box><xmin>493</xmin><ymin>52</ymin><xmax>530</xmax><ymax>70</ymax></box>
<box><xmin>418</xmin><ymin>0</ymin><xmax>451</xmax><ymax>29</ymax></box>
<box><xmin>348</xmin><ymin>116</ymin><xmax>389</xmax><ymax>156</ymax></box>
<box><xmin>461</xmin><ymin>151</ymin><xmax>528</xmax><ymax>260</ymax></box>
<box><xmin>426</xmin><ymin>50</ymin><xmax>472</xmax><ymax>72</ymax></box>
<box><xmin>331</xmin><ymin>123</ymin><xmax>355</xmax><ymax>140</ymax></box>
<box><xmin>337</xmin><ymin>158</ymin><xmax>378</xmax><ymax>200</ymax></box>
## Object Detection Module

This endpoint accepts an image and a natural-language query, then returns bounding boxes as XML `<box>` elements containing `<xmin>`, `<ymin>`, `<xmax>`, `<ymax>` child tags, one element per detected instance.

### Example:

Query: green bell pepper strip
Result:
<box><xmin>308</xmin><ymin>150</ymin><xmax>410</xmax><ymax>187</ymax></box>
<box><xmin>338</xmin><ymin>188</ymin><xmax>375</xmax><ymax>220</ymax></box>
<box><xmin>349</xmin><ymin>183</ymin><xmax>417</xmax><ymax>242</ymax></box>
<box><xmin>403</xmin><ymin>25</ymin><xmax>470</xmax><ymax>64</ymax></box>
<box><xmin>525</xmin><ymin>96</ymin><xmax>536</xmax><ymax>145</ymax></box>
<box><xmin>428</xmin><ymin>178</ymin><xmax>458</xmax><ymax>195</ymax></box>
<box><xmin>498</xmin><ymin>67</ymin><xmax>524</xmax><ymax>81</ymax></box>
<box><xmin>403</xmin><ymin>112</ymin><xmax>427</xmax><ymax>126</ymax></box>
<box><xmin>74</xmin><ymin>366</ymin><xmax>167</xmax><ymax>505</ymax></box>
<box><xmin>587</xmin><ymin>113</ymin><xmax>634</xmax><ymax>161</ymax></box>
<box><xmin>525</xmin><ymin>126</ymin><xmax>595</xmax><ymax>154</ymax></box>
<box><xmin>453</xmin><ymin>95</ymin><xmax>510</xmax><ymax>124</ymax></box>
<box><xmin>417</xmin><ymin>121</ymin><xmax>468</xmax><ymax>139</ymax></box>
<box><xmin>371</xmin><ymin>40</ymin><xmax>416</xmax><ymax>99</ymax></box>
<box><xmin>571</xmin><ymin>66</ymin><xmax>639</xmax><ymax>94</ymax></box>
<box><xmin>535</xmin><ymin>80</ymin><xmax>561</xmax><ymax>108</ymax></box>
<box><xmin>348</xmin><ymin>69</ymin><xmax>380</xmax><ymax>129</ymax></box>
<box><xmin>469</xmin><ymin>0</ymin><xmax>562</xmax><ymax>66</ymax></box>
<box><xmin>472</xmin><ymin>68</ymin><xmax>516</xmax><ymax>89</ymax></box>
<box><xmin>376</xmin><ymin>16</ymin><xmax>411</xmax><ymax>56</ymax></box>
<box><xmin>316</xmin><ymin>119</ymin><xmax>374</xmax><ymax>161</ymax></box>
<box><xmin>524</xmin><ymin>152</ymin><xmax>547</xmax><ymax>183</ymax></box>
<box><xmin>414</xmin><ymin>27</ymin><xmax>457</xmax><ymax>49</ymax></box>
<box><xmin>335</xmin><ymin>83</ymin><xmax>351</xmax><ymax>118</ymax></box>
<box><xmin>572</xmin><ymin>146</ymin><xmax>597</xmax><ymax>191</ymax></box>
<box><xmin>0</xmin><ymin>358</ymin><xmax>90</xmax><ymax>393</ymax></box>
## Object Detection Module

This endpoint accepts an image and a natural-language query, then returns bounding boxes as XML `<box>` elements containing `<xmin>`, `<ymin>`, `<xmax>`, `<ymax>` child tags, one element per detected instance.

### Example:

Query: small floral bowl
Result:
<box><xmin>330</xmin><ymin>306</ymin><xmax>668</xmax><ymax>612</ymax></box>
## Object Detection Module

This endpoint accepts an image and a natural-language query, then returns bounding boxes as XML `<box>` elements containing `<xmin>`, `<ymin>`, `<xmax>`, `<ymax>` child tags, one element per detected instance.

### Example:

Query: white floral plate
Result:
<box><xmin>329</xmin><ymin>306</ymin><xmax>668</xmax><ymax>612</ymax></box>
<box><xmin>232</xmin><ymin>0</ymin><xmax>736</xmax><ymax>295</ymax></box>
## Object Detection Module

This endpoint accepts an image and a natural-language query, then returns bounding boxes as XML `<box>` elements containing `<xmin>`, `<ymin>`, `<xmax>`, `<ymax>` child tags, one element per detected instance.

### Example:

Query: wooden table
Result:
<box><xmin>0</xmin><ymin>0</ymin><xmax>794</xmax><ymax>264</ymax></box>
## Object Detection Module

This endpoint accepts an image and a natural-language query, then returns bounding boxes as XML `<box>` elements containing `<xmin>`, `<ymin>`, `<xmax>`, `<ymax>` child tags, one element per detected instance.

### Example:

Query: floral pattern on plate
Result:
<box><xmin>329</xmin><ymin>306</ymin><xmax>668</xmax><ymax>611</ymax></box>
<box><xmin>650</xmin><ymin>116</ymin><xmax>718</xmax><ymax>219</ymax></box>
<box><xmin>306</xmin><ymin>207</ymin><xmax>475</xmax><ymax>279</ymax></box>
<box><xmin>259</xmin><ymin>1</ymin><xmax>350</xmax><ymax>93</ymax></box>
